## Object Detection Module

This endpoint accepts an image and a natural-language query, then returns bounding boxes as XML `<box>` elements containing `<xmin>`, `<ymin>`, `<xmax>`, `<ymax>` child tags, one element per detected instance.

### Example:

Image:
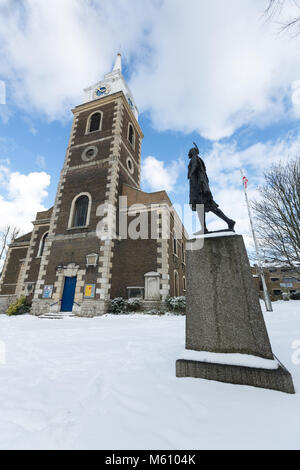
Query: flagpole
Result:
<box><xmin>240</xmin><ymin>170</ymin><xmax>273</xmax><ymax>312</ymax></box>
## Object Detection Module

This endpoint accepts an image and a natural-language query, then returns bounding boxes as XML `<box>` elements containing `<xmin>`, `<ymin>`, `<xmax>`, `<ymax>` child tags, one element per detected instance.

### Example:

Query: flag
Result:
<box><xmin>242</xmin><ymin>176</ymin><xmax>248</xmax><ymax>190</ymax></box>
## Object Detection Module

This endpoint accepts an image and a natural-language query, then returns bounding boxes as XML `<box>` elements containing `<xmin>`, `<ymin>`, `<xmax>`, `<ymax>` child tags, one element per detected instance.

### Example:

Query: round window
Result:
<box><xmin>82</xmin><ymin>146</ymin><xmax>98</xmax><ymax>162</ymax></box>
<box><xmin>126</xmin><ymin>157</ymin><xmax>134</xmax><ymax>174</ymax></box>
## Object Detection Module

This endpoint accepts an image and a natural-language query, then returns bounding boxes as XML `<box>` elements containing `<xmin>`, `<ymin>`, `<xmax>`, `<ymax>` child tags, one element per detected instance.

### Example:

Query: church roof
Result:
<box><xmin>12</xmin><ymin>232</ymin><xmax>32</xmax><ymax>244</ymax></box>
<box><xmin>122</xmin><ymin>183</ymin><xmax>171</xmax><ymax>207</ymax></box>
<box><xmin>36</xmin><ymin>207</ymin><xmax>53</xmax><ymax>221</ymax></box>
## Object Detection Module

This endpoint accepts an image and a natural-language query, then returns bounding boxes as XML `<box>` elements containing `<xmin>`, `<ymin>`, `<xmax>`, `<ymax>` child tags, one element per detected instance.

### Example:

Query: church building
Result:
<box><xmin>0</xmin><ymin>55</ymin><xmax>187</xmax><ymax>316</ymax></box>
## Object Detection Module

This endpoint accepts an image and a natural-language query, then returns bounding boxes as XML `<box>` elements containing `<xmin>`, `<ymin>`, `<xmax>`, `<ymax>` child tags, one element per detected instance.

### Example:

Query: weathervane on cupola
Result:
<box><xmin>83</xmin><ymin>52</ymin><xmax>139</xmax><ymax>120</ymax></box>
<box><xmin>113</xmin><ymin>52</ymin><xmax>122</xmax><ymax>72</ymax></box>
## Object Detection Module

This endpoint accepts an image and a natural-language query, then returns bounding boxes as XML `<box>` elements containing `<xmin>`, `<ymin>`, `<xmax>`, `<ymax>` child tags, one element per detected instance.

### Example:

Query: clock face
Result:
<box><xmin>94</xmin><ymin>84</ymin><xmax>111</xmax><ymax>99</ymax></box>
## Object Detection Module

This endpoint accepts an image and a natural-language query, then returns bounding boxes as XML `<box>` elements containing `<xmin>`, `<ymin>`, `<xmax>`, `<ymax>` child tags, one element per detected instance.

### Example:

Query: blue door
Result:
<box><xmin>61</xmin><ymin>277</ymin><xmax>77</xmax><ymax>312</ymax></box>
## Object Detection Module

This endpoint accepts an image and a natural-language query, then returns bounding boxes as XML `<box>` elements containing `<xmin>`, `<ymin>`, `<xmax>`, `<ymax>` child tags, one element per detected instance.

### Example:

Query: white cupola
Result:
<box><xmin>83</xmin><ymin>53</ymin><xmax>139</xmax><ymax>120</ymax></box>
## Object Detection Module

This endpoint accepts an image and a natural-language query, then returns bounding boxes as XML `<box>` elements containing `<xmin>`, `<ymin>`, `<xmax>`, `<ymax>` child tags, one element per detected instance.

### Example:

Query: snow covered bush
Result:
<box><xmin>127</xmin><ymin>298</ymin><xmax>141</xmax><ymax>312</ymax></box>
<box><xmin>165</xmin><ymin>296</ymin><xmax>186</xmax><ymax>314</ymax></box>
<box><xmin>6</xmin><ymin>296</ymin><xmax>31</xmax><ymax>316</ymax></box>
<box><xmin>109</xmin><ymin>297</ymin><xmax>127</xmax><ymax>314</ymax></box>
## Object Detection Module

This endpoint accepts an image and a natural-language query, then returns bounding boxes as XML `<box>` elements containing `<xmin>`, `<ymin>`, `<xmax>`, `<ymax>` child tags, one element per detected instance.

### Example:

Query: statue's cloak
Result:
<box><xmin>188</xmin><ymin>155</ymin><xmax>219</xmax><ymax>212</ymax></box>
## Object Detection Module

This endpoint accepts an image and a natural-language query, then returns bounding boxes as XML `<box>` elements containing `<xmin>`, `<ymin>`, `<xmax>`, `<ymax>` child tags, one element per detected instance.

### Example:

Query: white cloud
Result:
<box><xmin>131</xmin><ymin>0</ymin><xmax>300</xmax><ymax>140</ymax></box>
<box><xmin>141</xmin><ymin>155</ymin><xmax>184</xmax><ymax>193</ymax></box>
<box><xmin>0</xmin><ymin>0</ymin><xmax>155</xmax><ymax>120</ymax></box>
<box><xmin>1</xmin><ymin>1</ymin><xmax>300</xmax><ymax>138</ymax></box>
<box><xmin>0</xmin><ymin>161</ymin><xmax>50</xmax><ymax>233</ymax></box>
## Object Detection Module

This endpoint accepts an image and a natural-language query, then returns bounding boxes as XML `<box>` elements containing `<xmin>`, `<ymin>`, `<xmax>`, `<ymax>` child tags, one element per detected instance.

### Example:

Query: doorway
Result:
<box><xmin>61</xmin><ymin>276</ymin><xmax>77</xmax><ymax>312</ymax></box>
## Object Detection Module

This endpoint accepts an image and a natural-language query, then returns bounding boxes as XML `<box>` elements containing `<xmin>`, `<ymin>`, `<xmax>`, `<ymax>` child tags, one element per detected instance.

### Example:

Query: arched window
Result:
<box><xmin>68</xmin><ymin>193</ymin><xmax>92</xmax><ymax>229</ymax></box>
<box><xmin>181</xmin><ymin>242</ymin><xmax>185</xmax><ymax>263</ymax></box>
<box><xmin>128</xmin><ymin>124</ymin><xmax>134</xmax><ymax>146</ymax></box>
<box><xmin>89</xmin><ymin>112</ymin><xmax>101</xmax><ymax>133</ymax></box>
<box><xmin>183</xmin><ymin>276</ymin><xmax>186</xmax><ymax>292</ymax></box>
<box><xmin>174</xmin><ymin>271</ymin><xmax>179</xmax><ymax>297</ymax></box>
<box><xmin>38</xmin><ymin>232</ymin><xmax>48</xmax><ymax>257</ymax></box>
<box><xmin>74</xmin><ymin>195</ymin><xmax>89</xmax><ymax>227</ymax></box>
<box><xmin>173</xmin><ymin>231</ymin><xmax>177</xmax><ymax>255</ymax></box>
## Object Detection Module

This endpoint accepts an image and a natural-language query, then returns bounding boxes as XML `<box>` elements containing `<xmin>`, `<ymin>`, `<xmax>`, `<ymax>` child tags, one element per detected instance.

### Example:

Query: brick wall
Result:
<box><xmin>121</xmin><ymin>106</ymin><xmax>141</xmax><ymax>164</ymax></box>
<box><xmin>168</xmin><ymin>214</ymin><xmax>187</xmax><ymax>297</ymax></box>
<box><xmin>54</xmin><ymin>165</ymin><xmax>108</xmax><ymax>234</ymax></box>
<box><xmin>25</xmin><ymin>225</ymin><xmax>50</xmax><ymax>283</ymax></box>
<box><xmin>0</xmin><ymin>247</ymin><xmax>28</xmax><ymax>295</ymax></box>
<box><xmin>110</xmin><ymin>237</ymin><xmax>158</xmax><ymax>299</ymax></box>
<box><xmin>69</xmin><ymin>140</ymin><xmax>112</xmax><ymax>168</ymax></box>
<box><xmin>119</xmin><ymin>147</ymin><xmax>139</xmax><ymax>187</ymax></box>
<box><xmin>72</xmin><ymin>101</ymin><xmax>117</xmax><ymax>147</ymax></box>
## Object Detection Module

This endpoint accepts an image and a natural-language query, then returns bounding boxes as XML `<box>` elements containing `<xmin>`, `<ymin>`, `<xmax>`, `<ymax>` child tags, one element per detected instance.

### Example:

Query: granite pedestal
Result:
<box><xmin>176</xmin><ymin>234</ymin><xmax>295</xmax><ymax>394</ymax></box>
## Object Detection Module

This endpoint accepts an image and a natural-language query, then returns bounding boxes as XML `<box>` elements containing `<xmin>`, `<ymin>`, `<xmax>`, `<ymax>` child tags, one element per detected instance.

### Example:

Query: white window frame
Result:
<box><xmin>68</xmin><ymin>192</ymin><xmax>92</xmax><ymax>229</ymax></box>
<box><xmin>126</xmin><ymin>156</ymin><xmax>134</xmax><ymax>175</ymax></box>
<box><xmin>127</xmin><ymin>122</ymin><xmax>135</xmax><ymax>148</ymax></box>
<box><xmin>174</xmin><ymin>270</ymin><xmax>179</xmax><ymax>297</ymax></box>
<box><xmin>37</xmin><ymin>231</ymin><xmax>49</xmax><ymax>258</ymax></box>
<box><xmin>173</xmin><ymin>230</ymin><xmax>178</xmax><ymax>256</ymax></box>
<box><xmin>81</xmin><ymin>145</ymin><xmax>98</xmax><ymax>162</ymax></box>
<box><xmin>181</xmin><ymin>241</ymin><xmax>185</xmax><ymax>263</ymax></box>
<box><xmin>85</xmin><ymin>110</ymin><xmax>103</xmax><ymax>135</ymax></box>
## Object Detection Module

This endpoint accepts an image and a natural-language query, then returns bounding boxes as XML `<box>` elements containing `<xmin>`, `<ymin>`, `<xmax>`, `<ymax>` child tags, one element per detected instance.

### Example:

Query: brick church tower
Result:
<box><xmin>0</xmin><ymin>55</ymin><xmax>187</xmax><ymax>316</ymax></box>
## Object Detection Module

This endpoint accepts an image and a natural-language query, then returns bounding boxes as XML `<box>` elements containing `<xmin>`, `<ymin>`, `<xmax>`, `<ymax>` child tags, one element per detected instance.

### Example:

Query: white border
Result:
<box><xmin>68</xmin><ymin>192</ymin><xmax>92</xmax><ymax>229</ymax></box>
<box><xmin>37</xmin><ymin>231</ymin><xmax>49</xmax><ymax>258</ymax></box>
<box><xmin>85</xmin><ymin>110</ymin><xmax>103</xmax><ymax>135</ymax></box>
<box><xmin>127</xmin><ymin>122</ymin><xmax>135</xmax><ymax>148</ymax></box>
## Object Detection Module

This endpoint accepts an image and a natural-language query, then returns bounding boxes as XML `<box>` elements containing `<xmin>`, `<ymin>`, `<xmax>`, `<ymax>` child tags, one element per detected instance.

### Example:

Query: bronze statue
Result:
<box><xmin>188</xmin><ymin>143</ymin><xmax>235</xmax><ymax>234</ymax></box>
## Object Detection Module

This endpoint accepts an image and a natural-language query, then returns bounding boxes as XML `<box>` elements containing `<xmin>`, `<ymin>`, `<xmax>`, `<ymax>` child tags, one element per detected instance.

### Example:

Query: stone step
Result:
<box><xmin>38</xmin><ymin>312</ymin><xmax>76</xmax><ymax>320</ymax></box>
<box><xmin>39</xmin><ymin>316</ymin><xmax>64</xmax><ymax>320</ymax></box>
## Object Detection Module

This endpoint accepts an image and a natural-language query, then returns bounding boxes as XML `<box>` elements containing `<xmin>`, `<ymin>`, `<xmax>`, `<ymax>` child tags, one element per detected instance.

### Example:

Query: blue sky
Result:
<box><xmin>1</xmin><ymin>0</ymin><xmax>300</xmax><ymax>242</ymax></box>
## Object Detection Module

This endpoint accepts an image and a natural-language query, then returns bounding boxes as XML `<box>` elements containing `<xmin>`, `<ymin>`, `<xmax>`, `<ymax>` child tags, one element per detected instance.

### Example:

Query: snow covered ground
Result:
<box><xmin>0</xmin><ymin>301</ymin><xmax>299</xmax><ymax>450</ymax></box>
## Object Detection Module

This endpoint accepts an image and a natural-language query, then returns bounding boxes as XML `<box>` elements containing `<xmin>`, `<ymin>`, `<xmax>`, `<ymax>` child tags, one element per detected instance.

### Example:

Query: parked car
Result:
<box><xmin>290</xmin><ymin>291</ymin><xmax>300</xmax><ymax>300</ymax></box>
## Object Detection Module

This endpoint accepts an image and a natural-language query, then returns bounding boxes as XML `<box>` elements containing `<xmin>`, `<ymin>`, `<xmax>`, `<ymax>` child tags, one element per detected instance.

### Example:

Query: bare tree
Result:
<box><xmin>266</xmin><ymin>0</ymin><xmax>300</xmax><ymax>35</ymax></box>
<box><xmin>253</xmin><ymin>158</ymin><xmax>300</xmax><ymax>273</ymax></box>
<box><xmin>266</xmin><ymin>0</ymin><xmax>286</xmax><ymax>15</ymax></box>
<box><xmin>0</xmin><ymin>226</ymin><xmax>20</xmax><ymax>271</ymax></box>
